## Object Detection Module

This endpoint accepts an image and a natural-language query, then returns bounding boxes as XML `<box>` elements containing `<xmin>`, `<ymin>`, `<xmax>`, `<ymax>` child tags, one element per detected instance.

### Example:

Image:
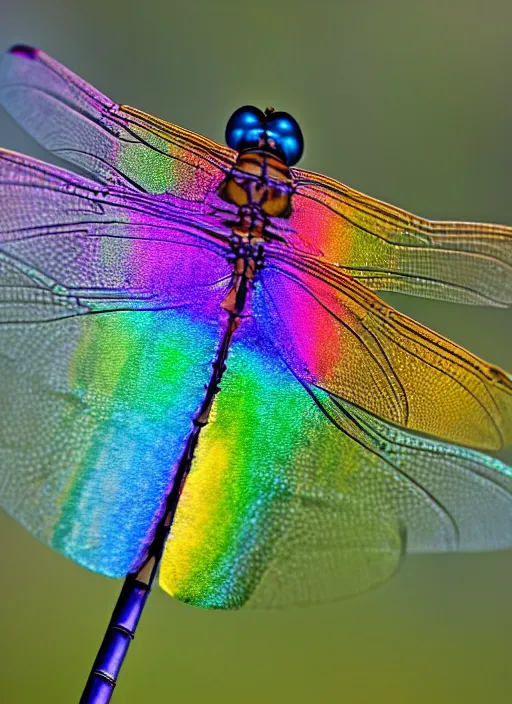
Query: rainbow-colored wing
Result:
<box><xmin>161</xmin><ymin>329</ymin><xmax>512</xmax><ymax>608</ymax></box>
<box><xmin>0</xmin><ymin>148</ymin><xmax>233</xmax><ymax>577</ymax></box>
<box><xmin>1</xmin><ymin>46</ymin><xmax>512</xmax><ymax>610</ymax></box>
<box><xmin>0</xmin><ymin>46</ymin><xmax>237</xmax><ymax>203</ymax></box>
<box><xmin>0</xmin><ymin>46</ymin><xmax>239</xmax><ymax>583</ymax></box>
<box><xmin>256</xmin><ymin>253</ymin><xmax>512</xmax><ymax>451</ymax></box>
<box><xmin>287</xmin><ymin>168</ymin><xmax>512</xmax><ymax>306</ymax></box>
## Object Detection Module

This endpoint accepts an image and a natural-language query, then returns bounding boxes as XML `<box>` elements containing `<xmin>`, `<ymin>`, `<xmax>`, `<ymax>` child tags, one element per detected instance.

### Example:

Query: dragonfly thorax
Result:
<box><xmin>218</xmin><ymin>147</ymin><xmax>294</xmax><ymax>312</ymax></box>
<box><xmin>218</xmin><ymin>148</ymin><xmax>294</xmax><ymax>219</ymax></box>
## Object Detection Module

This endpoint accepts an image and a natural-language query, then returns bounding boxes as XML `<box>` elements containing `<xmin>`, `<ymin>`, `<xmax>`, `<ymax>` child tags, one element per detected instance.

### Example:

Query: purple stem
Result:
<box><xmin>79</xmin><ymin>575</ymin><xmax>152</xmax><ymax>703</ymax></box>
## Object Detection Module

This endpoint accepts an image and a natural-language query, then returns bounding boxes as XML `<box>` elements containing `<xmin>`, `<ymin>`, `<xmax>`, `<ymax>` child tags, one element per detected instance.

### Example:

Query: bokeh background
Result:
<box><xmin>1</xmin><ymin>0</ymin><xmax>512</xmax><ymax>702</ymax></box>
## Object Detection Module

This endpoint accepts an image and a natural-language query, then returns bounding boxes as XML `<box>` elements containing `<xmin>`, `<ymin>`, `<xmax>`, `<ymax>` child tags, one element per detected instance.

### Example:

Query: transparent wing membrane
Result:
<box><xmin>0</xmin><ymin>46</ymin><xmax>236</xmax><ymax>200</ymax></box>
<box><xmin>287</xmin><ymin>169</ymin><xmax>512</xmax><ymax>306</ymax></box>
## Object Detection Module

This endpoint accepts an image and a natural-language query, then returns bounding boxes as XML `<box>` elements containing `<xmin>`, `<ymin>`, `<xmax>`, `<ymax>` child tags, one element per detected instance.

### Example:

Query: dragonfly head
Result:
<box><xmin>225</xmin><ymin>105</ymin><xmax>304</xmax><ymax>166</ymax></box>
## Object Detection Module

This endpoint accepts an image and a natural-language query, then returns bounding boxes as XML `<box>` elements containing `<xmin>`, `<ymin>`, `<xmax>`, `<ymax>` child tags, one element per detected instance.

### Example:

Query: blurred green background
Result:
<box><xmin>1</xmin><ymin>0</ymin><xmax>511</xmax><ymax>702</ymax></box>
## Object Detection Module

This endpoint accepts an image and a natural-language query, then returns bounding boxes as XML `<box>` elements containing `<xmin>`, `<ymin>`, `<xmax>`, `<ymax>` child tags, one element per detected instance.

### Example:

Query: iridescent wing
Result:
<box><xmin>2</xmin><ymin>46</ymin><xmax>511</xmax><ymax>610</ymax></box>
<box><xmin>286</xmin><ymin>168</ymin><xmax>512</xmax><ymax>306</ymax></box>
<box><xmin>0</xmin><ymin>148</ymin><xmax>233</xmax><ymax>576</ymax></box>
<box><xmin>160</xmin><ymin>331</ymin><xmax>512</xmax><ymax>608</ymax></box>
<box><xmin>0</xmin><ymin>45</ymin><xmax>237</xmax><ymax>203</ymax></box>
<box><xmin>0</xmin><ymin>149</ymin><xmax>231</xmax><ymax>320</ymax></box>
<box><xmin>256</xmin><ymin>252</ymin><xmax>512</xmax><ymax>451</ymax></box>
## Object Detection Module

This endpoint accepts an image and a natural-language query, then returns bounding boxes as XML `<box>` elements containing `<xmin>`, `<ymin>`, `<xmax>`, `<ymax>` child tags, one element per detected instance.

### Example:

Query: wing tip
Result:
<box><xmin>8</xmin><ymin>44</ymin><xmax>39</xmax><ymax>59</ymax></box>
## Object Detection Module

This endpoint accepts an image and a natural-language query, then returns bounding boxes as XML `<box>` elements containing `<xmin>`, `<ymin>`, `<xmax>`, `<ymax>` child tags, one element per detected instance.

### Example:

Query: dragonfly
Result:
<box><xmin>0</xmin><ymin>45</ymin><xmax>511</xmax><ymax>703</ymax></box>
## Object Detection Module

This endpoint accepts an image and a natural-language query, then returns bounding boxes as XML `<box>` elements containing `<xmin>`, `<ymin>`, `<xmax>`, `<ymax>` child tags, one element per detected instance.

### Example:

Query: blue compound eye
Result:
<box><xmin>225</xmin><ymin>106</ymin><xmax>305</xmax><ymax>166</ymax></box>
<box><xmin>225</xmin><ymin>106</ymin><xmax>266</xmax><ymax>152</ymax></box>
<box><xmin>264</xmin><ymin>111</ymin><xmax>304</xmax><ymax>166</ymax></box>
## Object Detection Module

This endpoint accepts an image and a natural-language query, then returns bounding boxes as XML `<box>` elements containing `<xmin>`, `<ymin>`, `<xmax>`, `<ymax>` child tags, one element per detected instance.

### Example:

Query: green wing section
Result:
<box><xmin>160</xmin><ymin>331</ymin><xmax>512</xmax><ymax>609</ymax></box>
